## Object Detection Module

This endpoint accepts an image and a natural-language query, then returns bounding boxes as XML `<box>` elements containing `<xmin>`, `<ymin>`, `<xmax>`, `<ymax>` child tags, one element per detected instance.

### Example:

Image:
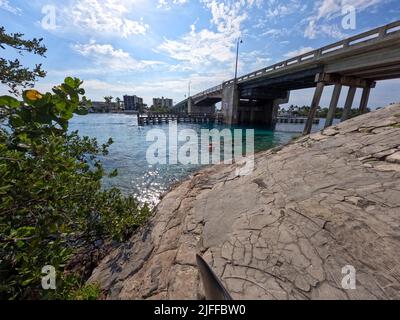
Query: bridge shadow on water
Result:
<box><xmin>198</xmin><ymin>117</ymin><xmax>340</xmax><ymax>152</ymax></box>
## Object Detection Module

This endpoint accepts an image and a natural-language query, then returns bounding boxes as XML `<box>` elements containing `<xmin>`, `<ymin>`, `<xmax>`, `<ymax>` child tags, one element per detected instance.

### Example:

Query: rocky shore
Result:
<box><xmin>89</xmin><ymin>104</ymin><xmax>400</xmax><ymax>300</ymax></box>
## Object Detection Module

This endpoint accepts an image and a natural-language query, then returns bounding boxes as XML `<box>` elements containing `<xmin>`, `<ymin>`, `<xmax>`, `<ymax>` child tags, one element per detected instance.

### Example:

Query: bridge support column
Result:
<box><xmin>250</xmin><ymin>107</ymin><xmax>255</xmax><ymax>123</ymax></box>
<box><xmin>222</xmin><ymin>83</ymin><xmax>239</xmax><ymax>125</ymax></box>
<box><xmin>303</xmin><ymin>82</ymin><xmax>325</xmax><ymax>135</ymax></box>
<box><xmin>271</xmin><ymin>92</ymin><xmax>290</xmax><ymax>129</ymax></box>
<box><xmin>341</xmin><ymin>86</ymin><xmax>357</xmax><ymax>122</ymax></box>
<box><xmin>262</xmin><ymin>101</ymin><xmax>274</xmax><ymax>127</ymax></box>
<box><xmin>325</xmin><ymin>84</ymin><xmax>342</xmax><ymax>128</ymax></box>
<box><xmin>359</xmin><ymin>87</ymin><xmax>371</xmax><ymax>114</ymax></box>
<box><xmin>188</xmin><ymin>98</ymin><xmax>193</xmax><ymax>115</ymax></box>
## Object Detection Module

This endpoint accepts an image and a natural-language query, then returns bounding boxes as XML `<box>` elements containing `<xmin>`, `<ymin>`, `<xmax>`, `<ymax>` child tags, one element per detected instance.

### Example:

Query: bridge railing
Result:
<box><xmin>223</xmin><ymin>20</ymin><xmax>400</xmax><ymax>86</ymax></box>
<box><xmin>192</xmin><ymin>84</ymin><xmax>223</xmax><ymax>100</ymax></box>
<box><xmin>182</xmin><ymin>20</ymin><xmax>400</xmax><ymax>104</ymax></box>
<box><xmin>181</xmin><ymin>20</ymin><xmax>400</xmax><ymax>103</ymax></box>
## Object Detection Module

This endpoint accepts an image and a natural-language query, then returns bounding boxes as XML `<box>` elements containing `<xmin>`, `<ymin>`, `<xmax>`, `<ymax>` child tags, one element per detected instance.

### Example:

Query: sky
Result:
<box><xmin>1</xmin><ymin>0</ymin><xmax>400</xmax><ymax>109</ymax></box>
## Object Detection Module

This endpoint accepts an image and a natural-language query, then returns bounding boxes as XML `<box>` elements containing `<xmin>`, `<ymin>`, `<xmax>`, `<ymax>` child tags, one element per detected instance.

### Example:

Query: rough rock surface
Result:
<box><xmin>90</xmin><ymin>104</ymin><xmax>400</xmax><ymax>300</ymax></box>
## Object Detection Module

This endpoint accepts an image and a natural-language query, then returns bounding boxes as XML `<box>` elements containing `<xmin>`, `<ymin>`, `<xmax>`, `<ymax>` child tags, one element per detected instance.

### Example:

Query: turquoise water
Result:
<box><xmin>69</xmin><ymin>114</ymin><xmax>329</xmax><ymax>206</ymax></box>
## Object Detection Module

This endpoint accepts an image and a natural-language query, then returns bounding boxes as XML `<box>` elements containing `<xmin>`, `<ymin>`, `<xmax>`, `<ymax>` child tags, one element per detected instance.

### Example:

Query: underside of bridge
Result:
<box><xmin>220</xmin><ymin>67</ymin><xmax>323</xmax><ymax>127</ymax></box>
<box><xmin>220</xmin><ymin>33</ymin><xmax>400</xmax><ymax>130</ymax></box>
<box><xmin>182</xmin><ymin>21</ymin><xmax>400</xmax><ymax>131</ymax></box>
<box><xmin>189</xmin><ymin>96</ymin><xmax>217</xmax><ymax>115</ymax></box>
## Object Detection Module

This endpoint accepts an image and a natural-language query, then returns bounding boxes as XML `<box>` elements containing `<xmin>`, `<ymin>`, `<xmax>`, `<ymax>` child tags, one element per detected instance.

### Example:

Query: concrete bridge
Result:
<box><xmin>174</xmin><ymin>20</ymin><xmax>400</xmax><ymax>134</ymax></box>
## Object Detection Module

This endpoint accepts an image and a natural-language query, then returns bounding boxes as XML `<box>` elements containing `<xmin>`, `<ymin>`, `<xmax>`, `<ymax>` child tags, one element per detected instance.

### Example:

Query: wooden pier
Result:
<box><xmin>138</xmin><ymin>113</ymin><xmax>224</xmax><ymax>126</ymax></box>
<box><xmin>138</xmin><ymin>113</ymin><xmax>319</xmax><ymax>126</ymax></box>
<box><xmin>276</xmin><ymin>116</ymin><xmax>320</xmax><ymax>125</ymax></box>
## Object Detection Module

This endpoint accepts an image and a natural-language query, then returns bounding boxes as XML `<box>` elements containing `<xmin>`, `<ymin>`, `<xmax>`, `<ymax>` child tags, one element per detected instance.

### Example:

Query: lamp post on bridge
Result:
<box><xmin>228</xmin><ymin>38</ymin><xmax>242</xmax><ymax>125</ymax></box>
<box><xmin>234</xmin><ymin>38</ymin><xmax>243</xmax><ymax>82</ymax></box>
<box><xmin>187</xmin><ymin>80</ymin><xmax>192</xmax><ymax>115</ymax></box>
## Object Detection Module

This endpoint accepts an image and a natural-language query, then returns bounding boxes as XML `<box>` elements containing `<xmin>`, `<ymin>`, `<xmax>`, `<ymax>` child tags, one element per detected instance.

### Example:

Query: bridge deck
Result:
<box><xmin>172</xmin><ymin>21</ymin><xmax>400</xmax><ymax>133</ymax></box>
<box><xmin>182</xmin><ymin>20</ymin><xmax>400</xmax><ymax>102</ymax></box>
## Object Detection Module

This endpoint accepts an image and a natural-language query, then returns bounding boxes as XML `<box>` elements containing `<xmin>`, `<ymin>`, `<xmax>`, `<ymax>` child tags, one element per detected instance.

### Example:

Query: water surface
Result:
<box><xmin>70</xmin><ymin>114</ymin><xmax>333</xmax><ymax>206</ymax></box>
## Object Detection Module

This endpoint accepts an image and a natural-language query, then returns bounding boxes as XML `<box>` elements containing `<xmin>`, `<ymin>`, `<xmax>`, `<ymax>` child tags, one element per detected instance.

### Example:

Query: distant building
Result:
<box><xmin>91</xmin><ymin>101</ymin><xmax>118</xmax><ymax>113</ymax></box>
<box><xmin>123</xmin><ymin>95</ymin><xmax>144</xmax><ymax>111</ymax></box>
<box><xmin>153</xmin><ymin>97</ymin><xmax>173</xmax><ymax>109</ymax></box>
<box><xmin>91</xmin><ymin>101</ymin><xmax>107</xmax><ymax>112</ymax></box>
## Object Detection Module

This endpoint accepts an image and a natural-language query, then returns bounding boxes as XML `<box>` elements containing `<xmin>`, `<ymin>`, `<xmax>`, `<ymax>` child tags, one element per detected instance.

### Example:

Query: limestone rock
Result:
<box><xmin>89</xmin><ymin>104</ymin><xmax>400</xmax><ymax>300</ymax></box>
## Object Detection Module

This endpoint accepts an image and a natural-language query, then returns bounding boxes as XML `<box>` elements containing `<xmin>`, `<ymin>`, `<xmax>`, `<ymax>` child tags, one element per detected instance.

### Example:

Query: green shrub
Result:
<box><xmin>0</xmin><ymin>77</ymin><xmax>150</xmax><ymax>299</ymax></box>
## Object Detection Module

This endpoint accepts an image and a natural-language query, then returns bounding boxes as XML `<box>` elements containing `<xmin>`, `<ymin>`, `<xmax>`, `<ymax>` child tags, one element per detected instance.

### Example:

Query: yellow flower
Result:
<box><xmin>26</xmin><ymin>90</ymin><xmax>42</xmax><ymax>101</ymax></box>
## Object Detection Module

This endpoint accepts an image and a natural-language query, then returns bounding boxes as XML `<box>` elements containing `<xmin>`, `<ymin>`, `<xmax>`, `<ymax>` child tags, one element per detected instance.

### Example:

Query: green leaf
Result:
<box><xmin>21</xmin><ymin>278</ymin><xmax>34</xmax><ymax>286</ymax></box>
<box><xmin>108</xmin><ymin>169</ymin><xmax>118</xmax><ymax>178</ymax></box>
<box><xmin>55</xmin><ymin>101</ymin><xmax>66</xmax><ymax>112</ymax></box>
<box><xmin>9</xmin><ymin>114</ymin><xmax>24</xmax><ymax>127</ymax></box>
<box><xmin>14</xmin><ymin>226</ymin><xmax>36</xmax><ymax>237</ymax></box>
<box><xmin>74</xmin><ymin>107</ymin><xmax>88</xmax><ymax>115</ymax></box>
<box><xmin>64</xmin><ymin>77</ymin><xmax>75</xmax><ymax>89</ymax></box>
<box><xmin>0</xmin><ymin>185</ymin><xmax>12</xmax><ymax>195</ymax></box>
<box><xmin>16</xmin><ymin>240</ymin><xmax>25</xmax><ymax>248</ymax></box>
<box><xmin>0</xmin><ymin>95</ymin><xmax>20</xmax><ymax>108</ymax></box>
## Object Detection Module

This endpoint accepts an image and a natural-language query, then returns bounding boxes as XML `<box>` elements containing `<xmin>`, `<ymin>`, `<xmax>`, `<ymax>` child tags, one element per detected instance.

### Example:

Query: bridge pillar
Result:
<box><xmin>188</xmin><ymin>97</ymin><xmax>193</xmax><ymax>115</ymax></box>
<box><xmin>190</xmin><ymin>103</ymin><xmax>216</xmax><ymax>115</ymax></box>
<box><xmin>359</xmin><ymin>87</ymin><xmax>371</xmax><ymax>114</ymax></box>
<box><xmin>303</xmin><ymin>82</ymin><xmax>325</xmax><ymax>135</ymax></box>
<box><xmin>222</xmin><ymin>83</ymin><xmax>239</xmax><ymax>125</ymax></box>
<box><xmin>250</xmin><ymin>107</ymin><xmax>255</xmax><ymax>123</ymax></box>
<box><xmin>325</xmin><ymin>84</ymin><xmax>342</xmax><ymax>128</ymax></box>
<box><xmin>271</xmin><ymin>92</ymin><xmax>290</xmax><ymax>129</ymax></box>
<box><xmin>341</xmin><ymin>86</ymin><xmax>357</xmax><ymax>121</ymax></box>
<box><xmin>260</xmin><ymin>101</ymin><xmax>274</xmax><ymax>127</ymax></box>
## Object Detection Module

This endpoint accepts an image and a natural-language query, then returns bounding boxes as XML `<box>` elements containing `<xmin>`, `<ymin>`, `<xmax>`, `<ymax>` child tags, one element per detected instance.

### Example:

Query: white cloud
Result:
<box><xmin>304</xmin><ymin>20</ymin><xmax>347</xmax><ymax>39</ymax></box>
<box><xmin>284</xmin><ymin>46</ymin><xmax>314</xmax><ymax>58</ymax></box>
<box><xmin>158</xmin><ymin>26</ymin><xmax>237</xmax><ymax>67</ymax></box>
<box><xmin>157</xmin><ymin>0</ymin><xmax>188</xmax><ymax>9</ymax></box>
<box><xmin>205</xmin><ymin>0</ymin><xmax>247</xmax><ymax>33</ymax></box>
<box><xmin>72</xmin><ymin>40</ymin><xmax>163</xmax><ymax>71</ymax></box>
<box><xmin>245</xmin><ymin>0</ymin><xmax>263</xmax><ymax>8</ymax></box>
<box><xmin>260</xmin><ymin>28</ymin><xmax>291</xmax><ymax>39</ymax></box>
<box><xmin>73</xmin><ymin>72</ymin><xmax>230</xmax><ymax>104</ymax></box>
<box><xmin>0</xmin><ymin>0</ymin><xmax>21</xmax><ymax>14</ymax></box>
<box><xmin>155</xmin><ymin>0</ymin><xmax>275</xmax><ymax>81</ymax></box>
<box><xmin>265</xmin><ymin>0</ymin><xmax>303</xmax><ymax>19</ymax></box>
<box><xmin>158</xmin><ymin>0</ymin><xmax>251</xmax><ymax>71</ymax></box>
<box><xmin>254</xmin><ymin>1</ymin><xmax>306</xmax><ymax>40</ymax></box>
<box><xmin>63</xmin><ymin>0</ymin><xmax>148</xmax><ymax>38</ymax></box>
<box><xmin>316</xmin><ymin>0</ymin><xmax>342</xmax><ymax>19</ymax></box>
<box><xmin>241</xmin><ymin>50</ymin><xmax>271</xmax><ymax>72</ymax></box>
<box><xmin>317</xmin><ymin>0</ymin><xmax>383</xmax><ymax>19</ymax></box>
<box><xmin>304</xmin><ymin>0</ymin><xmax>384</xmax><ymax>39</ymax></box>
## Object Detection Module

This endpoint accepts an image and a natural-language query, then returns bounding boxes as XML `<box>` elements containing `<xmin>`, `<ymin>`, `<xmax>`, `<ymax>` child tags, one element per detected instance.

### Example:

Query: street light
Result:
<box><xmin>234</xmin><ymin>38</ymin><xmax>243</xmax><ymax>81</ymax></box>
<box><xmin>187</xmin><ymin>80</ymin><xmax>192</xmax><ymax>114</ymax></box>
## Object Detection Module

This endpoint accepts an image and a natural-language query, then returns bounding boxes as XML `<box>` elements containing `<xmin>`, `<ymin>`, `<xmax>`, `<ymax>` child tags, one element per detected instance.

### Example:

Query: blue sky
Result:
<box><xmin>1</xmin><ymin>0</ymin><xmax>399</xmax><ymax>108</ymax></box>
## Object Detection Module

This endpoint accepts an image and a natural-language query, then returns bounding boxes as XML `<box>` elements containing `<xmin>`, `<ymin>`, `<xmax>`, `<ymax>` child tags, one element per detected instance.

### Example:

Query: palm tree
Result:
<box><xmin>104</xmin><ymin>96</ymin><xmax>113</xmax><ymax>113</ymax></box>
<box><xmin>116</xmin><ymin>97</ymin><xmax>121</xmax><ymax>111</ymax></box>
